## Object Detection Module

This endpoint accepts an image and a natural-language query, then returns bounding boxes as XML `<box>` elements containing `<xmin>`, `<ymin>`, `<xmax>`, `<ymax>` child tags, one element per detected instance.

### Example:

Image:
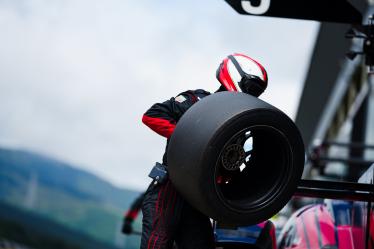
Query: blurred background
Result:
<box><xmin>0</xmin><ymin>0</ymin><xmax>373</xmax><ymax>248</ymax></box>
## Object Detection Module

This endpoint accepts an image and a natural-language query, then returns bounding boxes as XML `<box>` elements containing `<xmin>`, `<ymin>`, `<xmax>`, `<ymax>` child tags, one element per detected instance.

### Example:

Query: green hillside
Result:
<box><xmin>0</xmin><ymin>147</ymin><xmax>142</xmax><ymax>248</ymax></box>
<box><xmin>0</xmin><ymin>201</ymin><xmax>118</xmax><ymax>249</ymax></box>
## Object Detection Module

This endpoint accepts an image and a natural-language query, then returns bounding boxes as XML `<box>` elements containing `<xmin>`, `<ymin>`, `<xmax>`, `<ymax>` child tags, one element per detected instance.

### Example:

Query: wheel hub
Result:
<box><xmin>221</xmin><ymin>144</ymin><xmax>246</xmax><ymax>171</ymax></box>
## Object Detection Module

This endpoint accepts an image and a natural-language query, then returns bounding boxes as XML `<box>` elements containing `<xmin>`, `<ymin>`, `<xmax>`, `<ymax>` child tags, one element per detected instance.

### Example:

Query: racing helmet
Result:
<box><xmin>216</xmin><ymin>53</ymin><xmax>268</xmax><ymax>97</ymax></box>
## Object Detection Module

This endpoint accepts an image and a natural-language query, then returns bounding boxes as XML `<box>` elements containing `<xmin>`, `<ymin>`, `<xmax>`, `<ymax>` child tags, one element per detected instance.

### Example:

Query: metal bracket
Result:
<box><xmin>346</xmin><ymin>16</ymin><xmax>374</xmax><ymax>72</ymax></box>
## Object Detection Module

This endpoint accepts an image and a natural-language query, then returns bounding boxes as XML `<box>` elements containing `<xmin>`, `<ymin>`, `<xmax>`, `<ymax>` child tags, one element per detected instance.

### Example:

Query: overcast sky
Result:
<box><xmin>0</xmin><ymin>0</ymin><xmax>319</xmax><ymax>191</ymax></box>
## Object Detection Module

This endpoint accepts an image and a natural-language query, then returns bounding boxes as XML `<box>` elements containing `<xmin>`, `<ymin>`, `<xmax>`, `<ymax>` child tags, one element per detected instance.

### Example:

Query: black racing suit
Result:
<box><xmin>141</xmin><ymin>89</ymin><xmax>215</xmax><ymax>249</ymax></box>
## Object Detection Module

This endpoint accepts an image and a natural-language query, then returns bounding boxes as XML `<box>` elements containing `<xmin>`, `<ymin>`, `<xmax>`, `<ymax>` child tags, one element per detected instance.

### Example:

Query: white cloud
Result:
<box><xmin>0</xmin><ymin>0</ymin><xmax>319</xmax><ymax>190</ymax></box>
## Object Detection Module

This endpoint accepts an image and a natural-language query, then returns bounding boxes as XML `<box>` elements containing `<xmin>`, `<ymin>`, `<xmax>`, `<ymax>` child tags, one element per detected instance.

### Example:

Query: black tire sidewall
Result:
<box><xmin>198</xmin><ymin>109</ymin><xmax>304</xmax><ymax>225</ymax></box>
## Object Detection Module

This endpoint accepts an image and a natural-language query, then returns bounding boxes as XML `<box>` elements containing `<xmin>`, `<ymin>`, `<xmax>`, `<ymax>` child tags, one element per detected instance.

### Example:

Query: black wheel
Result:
<box><xmin>167</xmin><ymin>92</ymin><xmax>305</xmax><ymax>225</ymax></box>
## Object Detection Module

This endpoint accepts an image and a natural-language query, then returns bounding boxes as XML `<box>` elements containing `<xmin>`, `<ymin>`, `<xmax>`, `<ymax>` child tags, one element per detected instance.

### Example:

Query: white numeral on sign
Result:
<box><xmin>241</xmin><ymin>0</ymin><xmax>271</xmax><ymax>15</ymax></box>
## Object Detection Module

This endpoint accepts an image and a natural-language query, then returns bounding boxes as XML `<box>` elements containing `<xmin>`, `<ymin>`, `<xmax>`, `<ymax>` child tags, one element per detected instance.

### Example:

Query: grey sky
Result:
<box><xmin>0</xmin><ymin>0</ymin><xmax>319</xmax><ymax>190</ymax></box>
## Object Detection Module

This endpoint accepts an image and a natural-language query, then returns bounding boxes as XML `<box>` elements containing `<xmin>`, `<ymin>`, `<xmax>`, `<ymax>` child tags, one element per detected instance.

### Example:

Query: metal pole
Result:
<box><xmin>322</xmin><ymin>141</ymin><xmax>374</xmax><ymax>150</ymax></box>
<box><xmin>295</xmin><ymin>179</ymin><xmax>374</xmax><ymax>202</ymax></box>
<box><xmin>314</xmin><ymin>156</ymin><xmax>374</xmax><ymax>166</ymax></box>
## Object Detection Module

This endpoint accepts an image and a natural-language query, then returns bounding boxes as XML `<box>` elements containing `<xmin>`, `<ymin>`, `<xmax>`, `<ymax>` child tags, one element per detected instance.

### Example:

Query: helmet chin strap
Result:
<box><xmin>215</xmin><ymin>85</ymin><xmax>227</xmax><ymax>93</ymax></box>
<box><xmin>239</xmin><ymin>77</ymin><xmax>264</xmax><ymax>97</ymax></box>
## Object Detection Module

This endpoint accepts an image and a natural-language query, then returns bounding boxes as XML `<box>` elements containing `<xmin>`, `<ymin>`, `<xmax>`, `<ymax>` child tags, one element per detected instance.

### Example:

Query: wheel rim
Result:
<box><xmin>214</xmin><ymin>125</ymin><xmax>293</xmax><ymax>213</ymax></box>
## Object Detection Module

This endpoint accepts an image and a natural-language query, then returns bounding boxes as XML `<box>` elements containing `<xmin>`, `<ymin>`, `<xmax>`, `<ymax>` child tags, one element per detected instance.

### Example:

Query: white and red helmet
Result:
<box><xmin>216</xmin><ymin>53</ymin><xmax>268</xmax><ymax>97</ymax></box>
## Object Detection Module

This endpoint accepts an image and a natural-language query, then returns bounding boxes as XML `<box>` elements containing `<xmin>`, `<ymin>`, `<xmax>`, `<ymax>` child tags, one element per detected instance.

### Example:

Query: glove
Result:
<box><xmin>121</xmin><ymin>219</ymin><xmax>133</xmax><ymax>234</ymax></box>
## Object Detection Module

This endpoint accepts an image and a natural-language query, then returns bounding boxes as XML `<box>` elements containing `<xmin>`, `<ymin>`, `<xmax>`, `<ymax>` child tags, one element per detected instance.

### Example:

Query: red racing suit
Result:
<box><xmin>140</xmin><ymin>89</ymin><xmax>215</xmax><ymax>249</ymax></box>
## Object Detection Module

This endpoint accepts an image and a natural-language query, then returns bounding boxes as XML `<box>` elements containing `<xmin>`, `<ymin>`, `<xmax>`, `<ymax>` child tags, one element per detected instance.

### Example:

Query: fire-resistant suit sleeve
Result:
<box><xmin>142</xmin><ymin>92</ymin><xmax>196</xmax><ymax>138</ymax></box>
<box><xmin>124</xmin><ymin>192</ymin><xmax>145</xmax><ymax>222</ymax></box>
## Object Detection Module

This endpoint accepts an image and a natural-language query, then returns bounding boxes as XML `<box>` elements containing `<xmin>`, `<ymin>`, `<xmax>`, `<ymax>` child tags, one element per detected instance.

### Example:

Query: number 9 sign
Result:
<box><xmin>241</xmin><ymin>0</ymin><xmax>271</xmax><ymax>15</ymax></box>
<box><xmin>224</xmin><ymin>0</ymin><xmax>362</xmax><ymax>24</ymax></box>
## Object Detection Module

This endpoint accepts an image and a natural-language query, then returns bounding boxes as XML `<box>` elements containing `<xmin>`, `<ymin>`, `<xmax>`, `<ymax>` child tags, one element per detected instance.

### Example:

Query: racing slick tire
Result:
<box><xmin>167</xmin><ymin>92</ymin><xmax>305</xmax><ymax>226</ymax></box>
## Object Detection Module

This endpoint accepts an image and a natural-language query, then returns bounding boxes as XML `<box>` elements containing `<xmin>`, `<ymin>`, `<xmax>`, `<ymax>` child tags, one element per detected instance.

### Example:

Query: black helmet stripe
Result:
<box><xmin>228</xmin><ymin>55</ymin><xmax>245</xmax><ymax>78</ymax></box>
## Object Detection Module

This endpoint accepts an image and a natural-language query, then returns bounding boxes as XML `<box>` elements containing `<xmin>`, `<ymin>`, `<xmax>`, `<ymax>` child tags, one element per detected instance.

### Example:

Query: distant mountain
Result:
<box><xmin>0</xmin><ymin>201</ymin><xmax>119</xmax><ymax>249</ymax></box>
<box><xmin>0</xmin><ymin>147</ymin><xmax>142</xmax><ymax>248</ymax></box>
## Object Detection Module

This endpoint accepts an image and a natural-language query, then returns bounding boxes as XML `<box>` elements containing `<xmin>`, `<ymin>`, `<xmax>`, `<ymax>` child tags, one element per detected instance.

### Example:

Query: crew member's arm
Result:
<box><xmin>142</xmin><ymin>93</ymin><xmax>192</xmax><ymax>138</ymax></box>
<box><xmin>122</xmin><ymin>193</ymin><xmax>145</xmax><ymax>234</ymax></box>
